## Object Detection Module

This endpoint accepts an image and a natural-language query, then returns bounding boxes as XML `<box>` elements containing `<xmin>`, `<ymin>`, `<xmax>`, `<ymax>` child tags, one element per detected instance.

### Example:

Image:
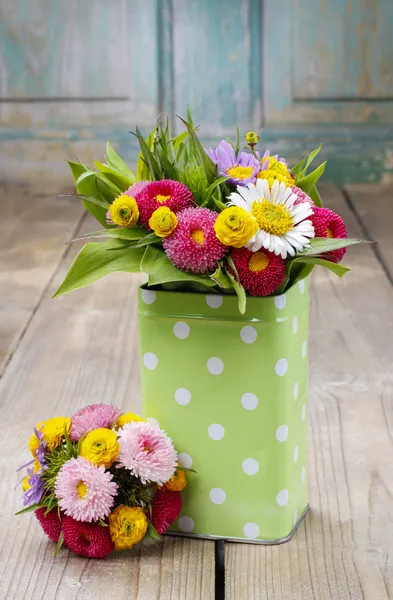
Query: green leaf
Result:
<box><xmin>54</xmin><ymin>531</ymin><xmax>64</xmax><ymax>558</ymax></box>
<box><xmin>68</xmin><ymin>162</ymin><xmax>112</xmax><ymax>227</ymax></box>
<box><xmin>297</xmin><ymin>144</ymin><xmax>322</xmax><ymax>178</ymax></box>
<box><xmin>141</xmin><ymin>246</ymin><xmax>216</xmax><ymax>288</ymax></box>
<box><xmin>135</xmin><ymin>126</ymin><xmax>161</xmax><ymax>180</ymax></box>
<box><xmin>136</xmin><ymin>127</ymin><xmax>156</xmax><ymax>181</ymax></box>
<box><xmin>296</xmin><ymin>161</ymin><xmax>326</xmax><ymax>196</ymax></box>
<box><xmin>287</xmin><ymin>256</ymin><xmax>350</xmax><ymax>284</ymax></box>
<box><xmin>211</xmin><ymin>264</ymin><xmax>233</xmax><ymax>288</ymax></box>
<box><xmin>119</xmin><ymin>232</ymin><xmax>160</xmax><ymax>250</ymax></box>
<box><xmin>234</xmin><ymin>125</ymin><xmax>240</xmax><ymax>156</ymax></box>
<box><xmin>177</xmin><ymin>115</ymin><xmax>216</xmax><ymax>183</ymax></box>
<box><xmin>173</xmin><ymin>131</ymin><xmax>189</xmax><ymax>152</ymax></box>
<box><xmin>291</xmin><ymin>156</ymin><xmax>307</xmax><ymax>178</ymax></box>
<box><xmin>224</xmin><ymin>268</ymin><xmax>246</xmax><ymax>314</ymax></box>
<box><xmin>201</xmin><ymin>176</ymin><xmax>229</xmax><ymax>207</ymax></box>
<box><xmin>98</xmin><ymin>519</ymin><xmax>108</xmax><ymax>527</ymax></box>
<box><xmin>53</xmin><ymin>240</ymin><xmax>145</xmax><ymax>297</ymax></box>
<box><xmin>70</xmin><ymin>227</ymin><xmax>146</xmax><ymax>243</ymax></box>
<box><xmin>300</xmin><ymin>237</ymin><xmax>368</xmax><ymax>256</ymax></box>
<box><xmin>145</xmin><ymin>521</ymin><xmax>163</xmax><ymax>544</ymax></box>
<box><xmin>94</xmin><ymin>161</ymin><xmax>135</xmax><ymax>191</ymax></box>
<box><xmin>75</xmin><ymin>169</ymin><xmax>122</xmax><ymax>196</ymax></box>
<box><xmin>15</xmin><ymin>502</ymin><xmax>48</xmax><ymax>515</ymax></box>
<box><xmin>309</xmin><ymin>184</ymin><xmax>323</xmax><ymax>207</ymax></box>
<box><xmin>105</xmin><ymin>142</ymin><xmax>136</xmax><ymax>182</ymax></box>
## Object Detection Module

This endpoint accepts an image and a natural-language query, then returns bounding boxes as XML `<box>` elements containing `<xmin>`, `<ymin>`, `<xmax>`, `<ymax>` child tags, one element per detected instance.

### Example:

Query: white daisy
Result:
<box><xmin>228</xmin><ymin>179</ymin><xmax>315</xmax><ymax>259</ymax></box>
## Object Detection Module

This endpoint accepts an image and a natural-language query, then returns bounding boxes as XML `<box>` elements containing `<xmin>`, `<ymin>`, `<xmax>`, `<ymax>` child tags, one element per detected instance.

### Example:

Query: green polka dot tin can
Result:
<box><xmin>138</xmin><ymin>279</ymin><xmax>309</xmax><ymax>544</ymax></box>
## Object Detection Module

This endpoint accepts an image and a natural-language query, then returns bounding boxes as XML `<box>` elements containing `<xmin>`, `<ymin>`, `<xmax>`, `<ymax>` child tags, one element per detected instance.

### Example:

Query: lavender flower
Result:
<box><xmin>23</xmin><ymin>471</ymin><xmax>45</xmax><ymax>506</ymax></box>
<box><xmin>206</xmin><ymin>140</ymin><xmax>260</xmax><ymax>185</ymax></box>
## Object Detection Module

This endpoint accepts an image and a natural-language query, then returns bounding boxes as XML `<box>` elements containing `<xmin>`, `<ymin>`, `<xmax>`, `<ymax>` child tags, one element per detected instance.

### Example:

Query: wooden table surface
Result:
<box><xmin>0</xmin><ymin>182</ymin><xmax>392</xmax><ymax>600</ymax></box>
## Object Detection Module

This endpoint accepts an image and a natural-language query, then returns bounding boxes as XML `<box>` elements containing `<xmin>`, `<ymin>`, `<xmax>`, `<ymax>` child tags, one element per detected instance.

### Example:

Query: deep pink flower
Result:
<box><xmin>151</xmin><ymin>488</ymin><xmax>182</xmax><ymax>534</ymax></box>
<box><xmin>310</xmin><ymin>206</ymin><xmax>348</xmax><ymax>263</ymax></box>
<box><xmin>163</xmin><ymin>207</ymin><xmax>227</xmax><ymax>273</ymax></box>
<box><xmin>62</xmin><ymin>516</ymin><xmax>114</xmax><ymax>558</ymax></box>
<box><xmin>135</xmin><ymin>179</ymin><xmax>194</xmax><ymax>226</ymax></box>
<box><xmin>55</xmin><ymin>457</ymin><xmax>118</xmax><ymax>522</ymax></box>
<box><xmin>230</xmin><ymin>247</ymin><xmax>286</xmax><ymax>296</ymax></box>
<box><xmin>35</xmin><ymin>508</ymin><xmax>63</xmax><ymax>544</ymax></box>
<box><xmin>70</xmin><ymin>404</ymin><xmax>120</xmax><ymax>441</ymax></box>
<box><xmin>116</xmin><ymin>421</ymin><xmax>177</xmax><ymax>485</ymax></box>
<box><xmin>125</xmin><ymin>181</ymin><xmax>149</xmax><ymax>197</ymax></box>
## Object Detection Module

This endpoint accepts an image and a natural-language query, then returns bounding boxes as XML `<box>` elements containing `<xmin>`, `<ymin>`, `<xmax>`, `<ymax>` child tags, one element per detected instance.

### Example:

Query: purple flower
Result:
<box><xmin>23</xmin><ymin>471</ymin><xmax>45</xmax><ymax>506</ymax></box>
<box><xmin>206</xmin><ymin>140</ymin><xmax>260</xmax><ymax>185</ymax></box>
<box><xmin>34</xmin><ymin>427</ymin><xmax>47</xmax><ymax>468</ymax></box>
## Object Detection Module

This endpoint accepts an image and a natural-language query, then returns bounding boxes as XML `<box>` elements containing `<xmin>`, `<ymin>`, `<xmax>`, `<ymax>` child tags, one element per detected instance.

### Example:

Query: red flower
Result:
<box><xmin>62</xmin><ymin>516</ymin><xmax>114</xmax><ymax>558</ymax></box>
<box><xmin>151</xmin><ymin>488</ymin><xmax>182</xmax><ymax>534</ymax></box>
<box><xmin>135</xmin><ymin>180</ymin><xmax>194</xmax><ymax>227</ymax></box>
<box><xmin>35</xmin><ymin>508</ymin><xmax>62</xmax><ymax>544</ymax></box>
<box><xmin>310</xmin><ymin>206</ymin><xmax>347</xmax><ymax>263</ymax></box>
<box><xmin>230</xmin><ymin>247</ymin><xmax>286</xmax><ymax>296</ymax></box>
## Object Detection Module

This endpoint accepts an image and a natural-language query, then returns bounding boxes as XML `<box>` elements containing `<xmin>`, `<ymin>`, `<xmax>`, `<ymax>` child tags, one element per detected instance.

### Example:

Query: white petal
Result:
<box><xmin>228</xmin><ymin>193</ymin><xmax>251</xmax><ymax>212</ymax></box>
<box><xmin>247</xmin><ymin>230</ymin><xmax>264</xmax><ymax>252</ymax></box>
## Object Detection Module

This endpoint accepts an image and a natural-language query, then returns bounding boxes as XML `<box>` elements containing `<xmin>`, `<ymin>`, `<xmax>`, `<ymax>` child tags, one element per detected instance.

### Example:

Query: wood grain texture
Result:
<box><xmin>225</xmin><ymin>184</ymin><xmax>393</xmax><ymax>599</ymax></box>
<box><xmin>0</xmin><ymin>182</ymin><xmax>84</xmax><ymax>375</ymax></box>
<box><xmin>0</xmin><ymin>211</ymin><xmax>215</xmax><ymax>600</ymax></box>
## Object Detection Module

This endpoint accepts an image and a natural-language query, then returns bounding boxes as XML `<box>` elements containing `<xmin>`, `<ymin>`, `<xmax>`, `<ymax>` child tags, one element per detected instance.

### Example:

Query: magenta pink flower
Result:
<box><xmin>55</xmin><ymin>457</ymin><xmax>118</xmax><ymax>522</ymax></box>
<box><xmin>291</xmin><ymin>185</ymin><xmax>313</xmax><ymax>206</ymax></box>
<box><xmin>116</xmin><ymin>421</ymin><xmax>178</xmax><ymax>485</ymax></box>
<box><xmin>135</xmin><ymin>179</ymin><xmax>194</xmax><ymax>226</ymax></box>
<box><xmin>70</xmin><ymin>404</ymin><xmax>120</xmax><ymax>441</ymax></box>
<box><xmin>163</xmin><ymin>207</ymin><xmax>227</xmax><ymax>273</ymax></box>
<box><xmin>125</xmin><ymin>181</ymin><xmax>149</xmax><ymax>197</ymax></box>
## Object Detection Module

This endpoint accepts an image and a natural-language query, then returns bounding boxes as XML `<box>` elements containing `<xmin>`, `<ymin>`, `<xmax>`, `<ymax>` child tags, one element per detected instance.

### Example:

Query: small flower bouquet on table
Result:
<box><xmin>52</xmin><ymin>112</ymin><xmax>366</xmax><ymax>544</ymax></box>
<box><xmin>17</xmin><ymin>405</ymin><xmax>187</xmax><ymax>558</ymax></box>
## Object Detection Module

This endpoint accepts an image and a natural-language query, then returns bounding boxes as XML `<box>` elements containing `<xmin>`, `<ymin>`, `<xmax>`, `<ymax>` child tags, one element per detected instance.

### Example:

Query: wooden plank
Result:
<box><xmin>0</xmin><ymin>181</ymin><xmax>84</xmax><ymax>375</ymax></box>
<box><xmin>225</xmin><ymin>184</ymin><xmax>393</xmax><ymax>599</ymax></box>
<box><xmin>345</xmin><ymin>183</ymin><xmax>393</xmax><ymax>282</ymax></box>
<box><xmin>0</xmin><ymin>213</ymin><xmax>215</xmax><ymax>599</ymax></box>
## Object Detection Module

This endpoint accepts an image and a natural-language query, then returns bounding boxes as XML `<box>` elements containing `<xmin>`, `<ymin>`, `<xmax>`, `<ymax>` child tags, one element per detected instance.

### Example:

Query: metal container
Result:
<box><xmin>138</xmin><ymin>280</ymin><xmax>309</xmax><ymax>543</ymax></box>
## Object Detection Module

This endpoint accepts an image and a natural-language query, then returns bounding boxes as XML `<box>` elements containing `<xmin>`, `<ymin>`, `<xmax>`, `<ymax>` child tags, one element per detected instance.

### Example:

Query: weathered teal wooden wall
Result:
<box><xmin>1</xmin><ymin>0</ymin><xmax>393</xmax><ymax>182</ymax></box>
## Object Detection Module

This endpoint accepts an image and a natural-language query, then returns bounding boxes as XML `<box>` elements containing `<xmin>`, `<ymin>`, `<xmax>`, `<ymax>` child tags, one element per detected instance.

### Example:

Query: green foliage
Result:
<box><xmin>53</xmin><ymin>240</ymin><xmax>144</xmax><ymax>297</ymax></box>
<box><xmin>141</xmin><ymin>246</ymin><xmax>217</xmax><ymax>288</ymax></box>
<box><xmin>178</xmin><ymin>160</ymin><xmax>209</xmax><ymax>205</ymax></box>
<box><xmin>211</xmin><ymin>263</ymin><xmax>233</xmax><ymax>288</ymax></box>
<box><xmin>68</xmin><ymin>162</ymin><xmax>114</xmax><ymax>227</ymax></box>
<box><xmin>136</xmin><ymin>126</ymin><xmax>156</xmax><ymax>181</ymax></box>
<box><xmin>70</xmin><ymin>227</ymin><xmax>146</xmax><ymax>243</ymax></box>
<box><xmin>299</xmin><ymin>237</ymin><xmax>368</xmax><ymax>256</ymax></box>
<box><xmin>145</xmin><ymin>521</ymin><xmax>163</xmax><ymax>545</ymax></box>
<box><xmin>111</xmin><ymin>467</ymin><xmax>153</xmax><ymax>509</ymax></box>
<box><xmin>54</xmin><ymin>531</ymin><xmax>64</xmax><ymax>557</ymax></box>
<box><xmin>41</xmin><ymin>439</ymin><xmax>78</xmax><ymax>492</ymax></box>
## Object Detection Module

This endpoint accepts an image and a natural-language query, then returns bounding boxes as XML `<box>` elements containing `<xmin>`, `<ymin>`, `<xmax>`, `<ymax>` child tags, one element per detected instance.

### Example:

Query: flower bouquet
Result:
<box><xmin>52</xmin><ymin>112</ymin><xmax>365</xmax><ymax>543</ymax></box>
<box><xmin>17</xmin><ymin>405</ymin><xmax>188</xmax><ymax>557</ymax></box>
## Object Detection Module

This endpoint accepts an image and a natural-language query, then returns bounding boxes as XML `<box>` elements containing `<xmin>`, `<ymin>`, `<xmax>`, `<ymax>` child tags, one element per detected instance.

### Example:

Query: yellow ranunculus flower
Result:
<box><xmin>258</xmin><ymin>158</ymin><xmax>294</xmax><ymax>188</ymax></box>
<box><xmin>80</xmin><ymin>428</ymin><xmax>119</xmax><ymax>468</ymax></box>
<box><xmin>29</xmin><ymin>417</ymin><xmax>71</xmax><ymax>455</ymax></box>
<box><xmin>22</xmin><ymin>476</ymin><xmax>31</xmax><ymax>492</ymax></box>
<box><xmin>115</xmin><ymin>412</ymin><xmax>145</xmax><ymax>430</ymax></box>
<box><xmin>148</xmin><ymin>206</ymin><xmax>178</xmax><ymax>237</ymax></box>
<box><xmin>109</xmin><ymin>195</ymin><xmax>139</xmax><ymax>227</ymax></box>
<box><xmin>245</xmin><ymin>131</ymin><xmax>259</xmax><ymax>144</ymax></box>
<box><xmin>214</xmin><ymin>206</ymin><xmax>258</xmax><ymax>248</ymax></box>
<box><xmin>108</xmin><ymin>505</ymin><xmax>148</xmax><ymax>550</ymax></box>
<box><xmin>165</xmin><ymin>468</ymin><xmax>187</xmax><ymax>492</ymax></box>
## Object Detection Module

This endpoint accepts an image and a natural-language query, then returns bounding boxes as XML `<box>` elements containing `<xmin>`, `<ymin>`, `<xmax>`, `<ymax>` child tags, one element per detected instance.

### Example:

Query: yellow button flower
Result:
<box><xmin>258</xmin><ymin>158</ymin><xmax>294</xmax><ymax>188</ymax></box>
<box><xmin>214</xmin><ymin>206</ymin><xmax>258</xmax><ymax>248</ymax></box>
<box><xmin>108</xmin><ymin>505</ymin><xmax>148</xmax><ymax>550</ymax></box>
<box><xmin>115</xmin><ymin>412</ymin><xmax>145</xmax><ymax>430</ymax></box>
<box><xmin>29</xmin><ymin>417</ymin><xmax>71</xmax><ymax>455</ymax></box>
<box><xmin>148</xmin><ymin>206</ymin><xmax>178</xmax><ymax>237</ymax></box>
<box><xmin>165</xmin><ymin>468</ymin><xmax>187</xmax><ymax>492</ymax></box>
<box><xmin>109</xmin><ymin>195</ymin><xmax>139</xmax><ymax>227</ymax></box>
<box><xmin>245</xmin><ymin>131</ymin><xmax>259</xmax><ymax>144</ymax></box>
<box><xmin>80</xmin><ymin>428</ymin><xmax>119</xmax><ymax>468</ymax></box>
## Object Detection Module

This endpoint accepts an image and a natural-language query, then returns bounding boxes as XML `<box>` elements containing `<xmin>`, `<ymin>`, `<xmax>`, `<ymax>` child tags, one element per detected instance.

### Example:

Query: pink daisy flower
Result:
<box><xmin>135</xmin><ymin>179</ymin><xmax>194</xmax><ymax>226</ymax></box>
<box><xmin>55</xmin><ymin>457</ymin><xmax>118</xmax><ymax>522</ymax></box>
<box><xmin>163</xmin><ymin>207</ymin><xmax>227</xmax><ymax>273</ymax></box>
<box><xmin>310</xmin><ymin>206</ymin><xmax>347</xmax><ymax>263</ymax></box>
<box><xmin>230</xmin><ymin>247</ymin><xmax>286</xmax><ymax>296</ymax></box>
<box><xmin>291</xmin><ymin>185</ymin><xmax>314</xmax><ymax>206</ymax></box>
<box><xmin>151</xmin><ymin>488</ymin><xmax>182</xmax><ymax>534</ymax></box>
<box><xmin>35</xmin><ymin>508</ymin><xmax>63</xmax><ymax>544</ymax></box>
<box><xmin>62</xmin><ymin>516</ymin><xmax>114</xmax><ymax>558</ymax></box>
<box><xmin>116</xmin><ymin>421</ymin><xmax>178</xmax><ymax>485</ymax></box>
<box><xmin>70</xmin><ymin>404</ymin><xmax>120</xmax><ymax>441</ymax></box>
<box><xmin>106</xmin><ymin>181</ymin><xmax>149</xmax><ymax>225</ymax></box>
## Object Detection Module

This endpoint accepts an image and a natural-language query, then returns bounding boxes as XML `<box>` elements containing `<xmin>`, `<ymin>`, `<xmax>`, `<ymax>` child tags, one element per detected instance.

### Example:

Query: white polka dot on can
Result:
<box><xmin>275</xmin><ymin>358</ymin><xmax>288</xmax><ymax>376</ymax></box>
<box><xmin>302</xmin><ymin>340</ymin><xmax>307</xmax><ymax>358</ymax></box>
<box><xmin>207</xmin><ymin>357</ymin><xmax>224</xmax><ymax>375</ymax></box>
<box><xmin>178</xmin><ymin>453</ymin><xmax>192</xmax><ymax>469</ymax></box>
<box><xmin>178</xmin><ymin>516</ymin><xmax>194</xmax><ymax>533</ymax></box>
<box><xmin>173</xmin><ymin>322</ymin><xmax>190</xmax><ymax>339</ymax></box>
<box><xmin>301</xmin><ymin>467</ymin><xmax>306</xmax><ymax>483</ymax></box>
<box><xmin>143</xmin><ymin>352</ymin><xmax>158</xmax><ymax>370</ymax></box>
<box><xmin>240</xmin><ymin>326</ymin><xmax>257</xmax><ymax>344</ymax></box>
<box><xmin>174</xmin><ymin>388</ymin><xmax>191</xmax><ymax>406</ymax></box>
<box><xmin>206</xmin><ymin>294</ymin><xmax>223</xmax><ymax>309</ymax></box>
<box><xmin>299</xmin><ymin>279</ymin><xmax>305</xmax><ymax>294</ymax></box>
<box><xmin>293</xmin><ymin>382</ymin><xmax>299</xmax><ymax>400</ymax></box>
<box><xmin>294</xmin><ymin>446</ymin><xmax>299</xmax><ymax>464</ymax></box>
<box><xmin>276</xmin><ymin>489</ymin><xmax>289</xmax><ymax>507</ymax></box>
<box><xmin>208</xmin><ymin>424</ymin><xmax>225</xmax><ymax>440</ymax></box>
<box><xmin>147</xmin><ymin>417</ymin><xmax>160</xmax><ymax>429</ymax></box>
<box><xmin>242</xmin><ymin>458</ymin><xmax>259</xmax><ymax>475</ymax></box>
<box><xmin>141</xmin><ymin>289</ymin><xmax>156</xmax><ymax>304</ymax></box>
<box><xmin>301</xmin><ymin>404</ymin><xmax>306</xmax><ymax>421</ymax></box>
<box><xmin>292</xmin><ymin>316</ymin><xmax>298</xmax><ymax>334</ymax></box>
<box><xmin>293</xmin><ymin>509</ymin><xmax>298</xmax><ymax>526</ymax></box>
<box><xmin>275</xmin><ymin>424</ymin><xmax>289</xmax><ymax>442</ymax></box>
<box><xmin>209</xmin><ymin>488</ymin><xmax>226</xmax><ymax>504</ymax></box>
<box><xmin>241</xmin><ymin>393</ymin><xmax>258</xmax><ymax>411</ymax></box>
<box><xmin>243</xmin><ymin>522</ymin><xmax>260</xmax><ymax>539</ymax></box>
<box><xmin>274</xmin><ymin>294</ymin><xmax>286</xmax><ymax>310</ymax></box>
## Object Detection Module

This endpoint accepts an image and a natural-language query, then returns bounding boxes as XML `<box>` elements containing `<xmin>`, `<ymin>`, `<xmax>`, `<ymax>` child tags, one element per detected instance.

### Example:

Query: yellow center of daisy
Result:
<box><xmin>252</xmin><ymin>199</ymin><xmax>294</xmax><ymax>236</ymax></box>
<box><xmin>156</xmin><ymin>194</ymin><xmax>172</xmax><ymax>204</ymax></box>
<box><xmin>191</xmin><ymin>229</ymin><xmax>205</xmax><ymax>245</ymax></box>
<box><xmin>326</xmin><ymin>227</ymin><xmax>333</xmax><ymax>238</ymax></box>
<box><xmin>226</xmin><ymin>165</ymin><xmax>254</xmax><ymax>180</ymax></box>
<box><xmin>248</xmin><ymin>251</ymin><xmax>270</xmax><ymax>272</ymax></box>
<box><xmin>77</xmin><ymin>481</ymin><xmax>88</xmax><ymax>499</ymax></box>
